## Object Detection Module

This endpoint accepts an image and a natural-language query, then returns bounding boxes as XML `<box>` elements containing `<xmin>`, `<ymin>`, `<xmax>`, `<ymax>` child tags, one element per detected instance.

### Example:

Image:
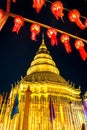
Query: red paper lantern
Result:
<box><xmin>75</xmin><ymin>40</ymin><xmax>87</xmax><ymax>61</ymax></box>
<box><xmin>68</xmin><ymin>9</ymin><xmax>85</xmax><ymax>30</ymax></box>
<box><xmin>30</xmin><ymin>23</ymin><xmax>40</xmax><ymax>41</ymax></box>
<box><xmin>47</xmin><ymin>28</ymin><xmax>58</xmax><ymax>46</ymax></box>
<box><xmin>0</xmin><ymin>9</ymin><xmax>4</xmax><ymax>21</ymax></box>
<box><xmin>51</xmin><ymin>1</ymin><xmax>64</xmax><ymax>20</ymax></box>
<box><xmin>33</xmin><ymin>0</ymin><xmax>45</xmax><ymax>13</ymax></box>
<box><xmin>12</xmin><ymin>16</ymin><xmax>24</xmax><ymax>34</ymax></box>
<box><xmin>60</xmin><ymin>33</ymin><xmax>72</xmax><ymax>53</ymax></box>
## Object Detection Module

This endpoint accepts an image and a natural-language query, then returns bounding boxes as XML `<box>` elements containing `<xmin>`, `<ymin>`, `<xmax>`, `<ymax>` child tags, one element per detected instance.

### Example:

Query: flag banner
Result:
<box><xmin>83</xmin><ymin>100</ymin><xmax>87</xmax><ymax>121</ymax></box>
<box><xmin>49</xmin><ymin>97</ymin><xmax>55</xmax><ymax>122</ymax></box>
<box><xmin>0</xmin><ymin>13</ymin><xmax>8</xmax><ymax>31</ymax></box>
<box><xmin>10</xmin><ymin>94</ymin><xmax>19</xmax><ymax>119</ymax></box>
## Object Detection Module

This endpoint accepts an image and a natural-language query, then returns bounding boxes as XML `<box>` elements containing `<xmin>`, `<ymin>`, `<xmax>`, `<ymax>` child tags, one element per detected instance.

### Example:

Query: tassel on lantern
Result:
<box><xmin>60</xmin><ymin>33</ymin><xmax>72</xmax><ymax>53</ymax></box>
<box><xmin>30</xmin><ymin>23</ymin><xmax>40</xmax><ymax>41</ymax></box>
<box><xmin>51</xmin><ymin>1</ymin><xmax>64</xmax><ymax>20</ymax></box>
<box><xmin>75</xmin><ymin>40</ymin><xmax>87</xmax><ymax>61</ymax></box>
<box><xmin>12</xmin><ymin>16</ymin><xmax>24</xmax><ymax>34</ymax></box>
<box><xmin>68</xmin><ymin>9</ymin><xmax>85</xmax><ymax>30</ymax></box>
<box><xmin>47</xmin><ymin>28</ymin><xmax>58</xmax><ymax>46</ymax></box>
<box><xmin>84</xmin><ymin>18</ymin><xmax>87</xmax><ymax>28</ymax></box>
<box><xmin>33</xmin><ymin>0</ymin><xmax>45</xmax><ymax>13</ymax></box>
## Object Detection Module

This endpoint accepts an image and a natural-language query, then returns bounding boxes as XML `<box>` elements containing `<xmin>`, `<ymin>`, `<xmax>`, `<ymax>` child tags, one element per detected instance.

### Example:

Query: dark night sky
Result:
<box><xmin>0</xmin><ymin>0</ymin><xmax>87</xmax><ymax>95</ymax></box>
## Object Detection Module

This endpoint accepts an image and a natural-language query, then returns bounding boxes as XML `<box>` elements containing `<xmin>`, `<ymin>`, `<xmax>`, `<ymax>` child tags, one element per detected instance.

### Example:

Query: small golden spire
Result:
<box><xmin>39</xmin><ymin>32</ymin><xmax>47</xmax><ymax>50</ymax></box>
<box><xmin>42</xmin><ymin>33</ymin><xmax>45</xmax><ymax>45</ymax></box>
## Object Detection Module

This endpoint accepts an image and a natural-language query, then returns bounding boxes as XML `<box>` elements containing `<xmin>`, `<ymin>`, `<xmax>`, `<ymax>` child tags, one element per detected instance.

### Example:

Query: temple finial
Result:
<box><xmin>42</xmin><ymin>33</ymin><xmax>45</xmax><ymax>45</ymax></box>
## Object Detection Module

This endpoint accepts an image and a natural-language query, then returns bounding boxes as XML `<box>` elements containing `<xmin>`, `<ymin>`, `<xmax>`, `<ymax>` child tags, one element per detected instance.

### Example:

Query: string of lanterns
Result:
<box><xmin>0</xmin><ymin>0</ymin><xmax>87</xmax><ymax>61</ymax></box>
<box><xmin>33</xmin><ymin>0</ymin><xmax>87</xmax><ymax>30</ymax></box>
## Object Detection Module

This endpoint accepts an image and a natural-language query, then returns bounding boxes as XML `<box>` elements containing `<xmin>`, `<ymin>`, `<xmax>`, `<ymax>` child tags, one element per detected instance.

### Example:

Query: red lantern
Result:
<box><xmin>12</xmin><ymin>16</ymin><xmax>24</xmax><ymax>34</ymax></box>
<box><xmin>51</xmin><ymin>1</ymin><xmax>64</xmax><ymax>20</ymax></box>
<box><xmin>0</xmin><ymin>9</ymin><xmax>5</xmax><ymax>21</ymax></box>
<box><xmin>30</xmin><ymin>23</ymin><xmax>40</xmax><ymax>41</ymax></box>
<box><xmin>84</xmin><ymin>18</ymin><xmax>87</xmax><ymax>27</ymax></box>
<box><xmin>75</xmin><ymin>40</ymin><xmax>87</xmax><ymax>61</ymax></box>
<box><xmin>68</xmin><ymin>9</ymin><xmax>85</xmax><ymax>30</ymax></box>
<box><xmin>60</xmin><ymin>33</ymin><xmax>72</xmax><ymax>53</ymax></box>
<box><xmin>47</xmin><ymin>28</ymin><xmax>58</xmax><ymax>46</ymax></box>
<box><xmin>33</xmin><ymin>0</ymin><xmax>45</xmax><ymax>13</ymax></box>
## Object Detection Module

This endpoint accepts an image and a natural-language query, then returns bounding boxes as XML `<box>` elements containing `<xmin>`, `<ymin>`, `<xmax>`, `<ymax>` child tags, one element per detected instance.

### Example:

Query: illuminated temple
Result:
<box><xmin>0</xmin><ymin>36</ymin><xmax>87</xmax><ymax>130</ymax></box>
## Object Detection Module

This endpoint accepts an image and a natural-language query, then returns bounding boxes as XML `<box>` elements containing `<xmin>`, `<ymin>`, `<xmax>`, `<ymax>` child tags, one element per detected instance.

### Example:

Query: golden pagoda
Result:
<box><xmin>0</xmin><ymin>35</ymin><xmax>86</xmax><ymax>130</ymax></box>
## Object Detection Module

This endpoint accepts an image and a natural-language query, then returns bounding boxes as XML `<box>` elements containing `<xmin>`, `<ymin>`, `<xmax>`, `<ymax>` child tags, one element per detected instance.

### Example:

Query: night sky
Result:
<box><xmin>0</xmin><ymin>0</ymin><xmax>87</xmax><ymax>96</ymax></box>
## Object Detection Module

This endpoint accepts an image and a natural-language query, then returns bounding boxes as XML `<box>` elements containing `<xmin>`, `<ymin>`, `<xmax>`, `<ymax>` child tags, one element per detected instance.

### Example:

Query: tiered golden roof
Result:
<box><xmin>25</xmin><ymin>35</ymin><xmax>67</xmax><ymax>84</ymax></box>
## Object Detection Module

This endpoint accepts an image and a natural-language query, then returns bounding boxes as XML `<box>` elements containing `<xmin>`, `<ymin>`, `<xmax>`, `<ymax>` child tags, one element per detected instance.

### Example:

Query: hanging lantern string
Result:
<box><xmin>9</xmin><ymin>12</ymin><xmax>87</xmax><ymax>43</ymax></box>
<box><xmin>46</xmin><ymin>0</ymin><xmax>86</xmax><ymax>19</ymax></box>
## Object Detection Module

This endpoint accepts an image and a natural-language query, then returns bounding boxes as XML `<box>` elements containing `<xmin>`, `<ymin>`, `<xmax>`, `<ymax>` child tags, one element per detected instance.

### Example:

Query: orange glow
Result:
<box><xmin>30</xmin><ymin>23</ymin><xmax>40</xmax><ymax>41</ymax></box>
<box><xmin>75</xmin><ymin>40</ymin><xmax>87</xmax><ymax>61</ymax></box>
<box><xmin>47</xmin><ymin>28</ymin><xmax>58</xmax><ymax>46</ymax></box>
<box><xmin>75</xmin><ymin>40</ymin><xmax>84</xmax><ymax>49</ymax></box>
<box><xmin>68</xmin><ymin>9</ymin><xmax>80</xmax><ymax>22</ymax></box>
<box><xmin>33</xmin><ymin>0</ymin><xmax>45</xmax><ymax>13</ymax></box>
<box><xmin>60</xmin><ymin>33</ymin><xmax>72</xmax><ymax>53</ymax></box>
<box><xmin>51</xmin><ymin>1</ymin><xmax>64</xmax><ymax>20</ymax></box>
<box><xmin>12</xmin><ymin>16</ymin><xmax>24</xmax><ymax>34</ymax></box>
<box><xmin>68</xmin><ymin>9</ymin><xmax>85</xmax><ymax>30</ymax></box>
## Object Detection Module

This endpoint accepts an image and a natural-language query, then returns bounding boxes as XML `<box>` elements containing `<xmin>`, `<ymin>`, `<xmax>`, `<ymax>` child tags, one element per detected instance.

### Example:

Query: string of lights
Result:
<box><xmin>9</xmin><ymin>12</ymin><xmax>87</xmax><ymax>43</ymax></box>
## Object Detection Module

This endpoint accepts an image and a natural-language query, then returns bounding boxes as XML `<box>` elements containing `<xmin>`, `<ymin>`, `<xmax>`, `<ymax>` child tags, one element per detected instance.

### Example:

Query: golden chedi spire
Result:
<box><xmin>25</xmin><ymin>34</ymin><xmax>67</xmax><ymax>84</ymax></box>
<box><xmin>27</xmin><ymin>33</ymin><xmax>59</xmax><ymax>75</ymax></box>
